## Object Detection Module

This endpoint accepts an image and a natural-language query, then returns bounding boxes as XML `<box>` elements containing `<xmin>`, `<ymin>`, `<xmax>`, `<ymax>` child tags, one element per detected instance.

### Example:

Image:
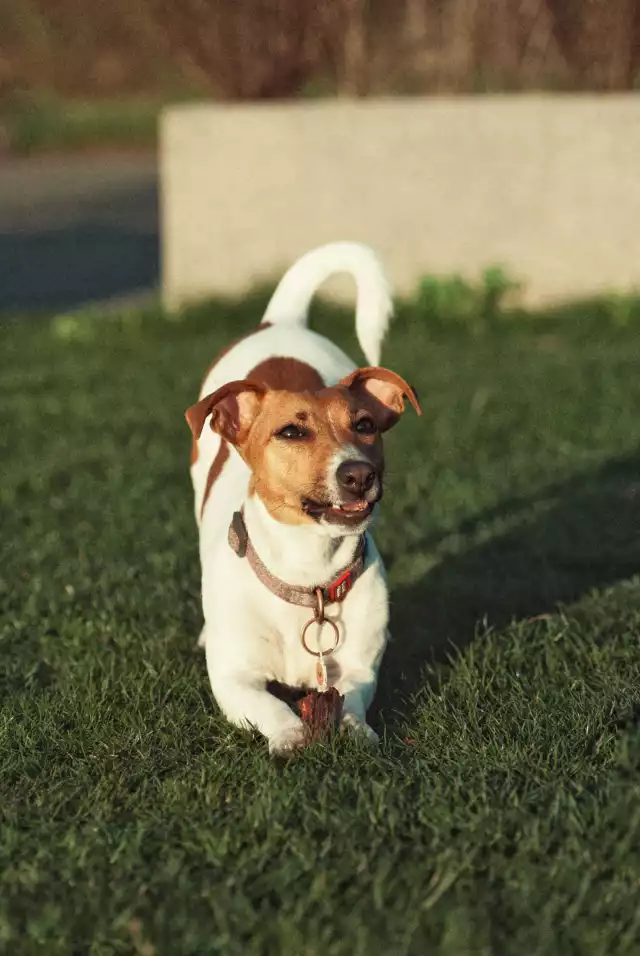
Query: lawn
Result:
<box><xmin>0</xmin><ymin>94</ymin><xmax>163</xmax><ymax>156</ymax></box>
<box><xmin>2</xmin><ymin>288</ymin><xmax>640</xmax><ymax>955</ymax></box>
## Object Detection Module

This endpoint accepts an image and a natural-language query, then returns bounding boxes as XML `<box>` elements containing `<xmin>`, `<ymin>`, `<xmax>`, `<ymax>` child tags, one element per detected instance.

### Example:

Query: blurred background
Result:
<box><xmin>3</xmin><ymin>0</ymin><xmax>640</xmax><ymax>112</ymax></box>
<box><xmin>1</xmin><ymin>0</ymin><xmax>639</xmax><ymax>312</ymax></box>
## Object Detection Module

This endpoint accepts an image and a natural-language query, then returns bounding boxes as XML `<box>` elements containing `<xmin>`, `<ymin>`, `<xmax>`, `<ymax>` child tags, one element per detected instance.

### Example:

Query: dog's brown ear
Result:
<box><xmin>340</xmin><ymin>367</ymin><xmax>422</xmax><ymax>432</ymax></box>
<box><xmin>185</xmin><ymin>380</ymin><xmax>265</xmax><ymax>445</ymax></box>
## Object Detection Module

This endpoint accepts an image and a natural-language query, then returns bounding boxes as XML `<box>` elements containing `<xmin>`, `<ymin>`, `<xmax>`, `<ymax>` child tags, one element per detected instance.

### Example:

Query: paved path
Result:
<box><xmin>0</xmin><ymin>155</ymin><xmax>158</xmax><ymax>313</ymax></box>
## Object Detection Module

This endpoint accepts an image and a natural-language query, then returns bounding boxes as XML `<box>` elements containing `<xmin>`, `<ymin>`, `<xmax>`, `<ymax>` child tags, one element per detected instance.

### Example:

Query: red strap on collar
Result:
<box><xmin>328</xmin><ymin>568</ymin><xmax>354</xmax><ymax>603</ymax></box>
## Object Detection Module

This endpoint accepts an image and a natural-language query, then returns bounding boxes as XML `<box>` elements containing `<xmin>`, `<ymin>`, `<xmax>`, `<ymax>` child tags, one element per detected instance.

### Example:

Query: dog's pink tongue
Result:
<box><xmin>340</xmin><ymin>500</ymin><xmax>368</xmax><ymax>513</ymax></box>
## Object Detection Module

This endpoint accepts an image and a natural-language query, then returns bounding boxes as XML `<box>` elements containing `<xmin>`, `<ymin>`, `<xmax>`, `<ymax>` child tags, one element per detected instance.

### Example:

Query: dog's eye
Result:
<box><xmin>276</xmin><ymin>423</ymin><xmax>308</xmax><ymax>440</ymax></box>
<box><xmin>354</xmin><ymin>416</ymin><xmax>377</xmax><ymax>435</ymax></box>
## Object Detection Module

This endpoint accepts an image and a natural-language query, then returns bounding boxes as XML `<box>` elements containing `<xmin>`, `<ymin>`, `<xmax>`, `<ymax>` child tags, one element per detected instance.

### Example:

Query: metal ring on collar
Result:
<box><xmin>301</xmin><ymin>617</ymin><xmax>340</xmax><ymax>658</ymax></box>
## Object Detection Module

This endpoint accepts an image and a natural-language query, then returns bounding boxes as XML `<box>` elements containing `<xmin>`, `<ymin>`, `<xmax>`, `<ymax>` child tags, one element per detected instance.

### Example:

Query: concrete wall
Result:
<box><xmin>161</xmin><ymin>95</ymin><xmax>640</xmax><ymax>309</ymax></box>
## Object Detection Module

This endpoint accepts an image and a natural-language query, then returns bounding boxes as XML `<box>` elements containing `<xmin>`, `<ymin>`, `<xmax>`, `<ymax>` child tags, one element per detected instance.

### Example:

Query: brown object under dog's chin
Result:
<box><xmin>297</xmin><ymin>687</ymin><xmax>344</xmax><ymax>743</ymax></box>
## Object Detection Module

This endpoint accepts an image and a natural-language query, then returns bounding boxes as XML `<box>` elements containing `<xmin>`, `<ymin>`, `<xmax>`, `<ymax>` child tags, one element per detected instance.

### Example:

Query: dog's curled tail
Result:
<box><xmin>261</xmin><ymin>242</ymin><xmax>393</xmax><ymax>366</ymax></box>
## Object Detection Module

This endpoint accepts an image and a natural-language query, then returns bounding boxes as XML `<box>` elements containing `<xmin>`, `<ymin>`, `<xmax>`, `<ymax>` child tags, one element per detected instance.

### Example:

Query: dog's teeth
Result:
<box><xmin>340</xmin><ymin>501</ymin><xmax>368</xmax><ymax>512</ymax></box>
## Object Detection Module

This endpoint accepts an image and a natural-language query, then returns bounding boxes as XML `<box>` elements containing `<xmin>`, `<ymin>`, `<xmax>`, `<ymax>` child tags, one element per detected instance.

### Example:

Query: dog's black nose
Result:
<box><xmin>336</xmin><ymin>460</ymin><xmax>376</xmax><ymax>497</ymax></box>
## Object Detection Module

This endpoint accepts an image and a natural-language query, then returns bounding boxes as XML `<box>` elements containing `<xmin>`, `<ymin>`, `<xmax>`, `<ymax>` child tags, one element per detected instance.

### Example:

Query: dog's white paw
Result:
<box><xmin>341</xmin><ymin>714</ymin><xmax>379</xmax><ymax>745</ymax></box>
<box><xmin>268</xmin><ymin>723</ymin><xmax>306</xmax><ymax>758</ymax></box>
<box><xmin>196</xmin><ymin>626</ymin><xmax>207</xmax><ymax>649</ymax></box>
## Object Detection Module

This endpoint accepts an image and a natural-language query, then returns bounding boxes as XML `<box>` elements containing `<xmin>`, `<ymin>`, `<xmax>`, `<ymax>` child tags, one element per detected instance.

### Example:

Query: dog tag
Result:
<box><xmin>315</xmin><ymin>638</ymin><xmax>328</xmax><ymax>690</ymax></box>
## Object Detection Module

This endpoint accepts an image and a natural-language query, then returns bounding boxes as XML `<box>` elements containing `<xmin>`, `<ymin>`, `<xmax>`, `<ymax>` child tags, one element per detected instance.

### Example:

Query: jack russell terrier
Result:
<box><xmin>186</xmin><ymin>242</ymin><xmax>421</xmax><ymax>755</ymax></box>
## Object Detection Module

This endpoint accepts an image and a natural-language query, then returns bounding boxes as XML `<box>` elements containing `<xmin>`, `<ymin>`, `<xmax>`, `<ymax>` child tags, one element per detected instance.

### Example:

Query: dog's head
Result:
<box><xmin>186</xmin><ymin>367</ymin><xmax>421</xmax><ymax>533</ymax></box>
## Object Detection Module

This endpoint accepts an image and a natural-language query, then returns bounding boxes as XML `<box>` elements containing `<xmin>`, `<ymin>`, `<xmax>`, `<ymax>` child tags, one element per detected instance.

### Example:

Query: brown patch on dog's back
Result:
<box><xmin>247</xmin><ymin>356</ymin><xmax>325</xmax><ymax>393</ymax></box>
<box><xmin>200</xmin><ymin>440</ymin><xmax>230</xmax><ymax>518</ymax></box>
<box><xmin>204</xmin><ymin>322</ymin><xmax>273</xmax><ymax>384</ymax></box>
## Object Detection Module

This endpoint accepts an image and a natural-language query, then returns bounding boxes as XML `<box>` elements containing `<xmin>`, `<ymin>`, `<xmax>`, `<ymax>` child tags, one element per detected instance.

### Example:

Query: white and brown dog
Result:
<box><xmin>186</xmin><ymin>242</ymin><xmax>421</xmax><ymax>755</ymax></box>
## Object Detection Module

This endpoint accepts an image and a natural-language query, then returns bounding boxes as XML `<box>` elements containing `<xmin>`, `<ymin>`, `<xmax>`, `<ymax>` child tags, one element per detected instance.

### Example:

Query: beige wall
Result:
<box><xmin>161</xmin><ymin>95</ymin><xmax>640</xmax><ymax>309</ymax></box>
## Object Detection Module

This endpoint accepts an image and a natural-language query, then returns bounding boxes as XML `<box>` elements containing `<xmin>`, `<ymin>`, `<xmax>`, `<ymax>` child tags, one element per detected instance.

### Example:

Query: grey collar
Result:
<box><xmin>227</xmin><ymin>510</ymin><xmax>367</xmax><ymax>608</ymax></box>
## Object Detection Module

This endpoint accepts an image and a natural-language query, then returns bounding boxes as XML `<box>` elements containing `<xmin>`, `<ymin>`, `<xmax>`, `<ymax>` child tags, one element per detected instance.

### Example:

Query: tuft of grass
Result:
<box><xmin>414</xmin><ymin>266</ymin><xmax>522</xmax><ymax>334</ymax></box>
<box><xmin>0</xmin><ymin>93</ymin><xmax>163</xmax><ymax>156</ymax></box>
<box><xmin>3</xmin><ymin>290</ymin><xmax>640</xmax><ymax>954</ymax></box>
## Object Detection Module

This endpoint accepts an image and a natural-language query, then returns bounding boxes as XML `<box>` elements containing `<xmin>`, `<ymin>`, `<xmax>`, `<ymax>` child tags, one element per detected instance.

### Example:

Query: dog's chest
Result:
<box><xmin>263</xmin><ymin>604</ymin><xmax>337</xmax><ymax>688</ymax></box>
<box><xmin>202</xmin><ymin>518</ymin><xmax>388</xmax><ymax>691</ymax></box>
<box><xmin>260</xmin><ymin>584</ymin><xmax>375</xmax><ymax>688</ymax></box>
<box><xmin>280</xmin><ymin>641</ymin><xmax>327</xmax><ymax>689</ymax></box>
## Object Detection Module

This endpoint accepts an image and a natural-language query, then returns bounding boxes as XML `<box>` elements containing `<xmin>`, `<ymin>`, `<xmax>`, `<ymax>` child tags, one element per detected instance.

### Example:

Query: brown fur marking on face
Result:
<box><xmin>190</xmin><ymin>323</ymin><xmax>272</xmax><ymax>466</ymax></box>
<box><xmin>237</xmin><ymin>355</ymin><xmax>328</xmax><ymax>523</ymax></box>
<box><xmin>247</xmin><ymin>356</ymin><xmax>325</xmax><ymax>393</ymax></box>
<box><xmin>240</xmin><ymin>382</ymin><xmax>385</xmax><ymax>525</ymax></box>
<box><xmin>197</xmin><ymin>363</ymin><xmax>414</xmax><ymax>527</ymax></box>
<box><xmin>200</xmin><ymin>440</ymin><xmax>230</xmax><ymax>518</ymax></box>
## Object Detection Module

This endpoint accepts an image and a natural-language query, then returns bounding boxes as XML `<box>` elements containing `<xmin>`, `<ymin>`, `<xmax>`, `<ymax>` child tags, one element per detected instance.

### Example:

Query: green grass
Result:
<box><xmin>3</xmin><ymin>288</ymin><xmax>640</xmax><ymax>955</ymax></box>
<box><xmin>0</xmin><ymin>93</ymin><xmax>164</xmax><ymax>156</ymax></box>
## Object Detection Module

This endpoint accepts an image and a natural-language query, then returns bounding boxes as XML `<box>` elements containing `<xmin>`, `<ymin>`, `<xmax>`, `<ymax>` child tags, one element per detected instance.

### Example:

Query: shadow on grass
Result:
<box><xmin>376</xmin><ymin>448</ymin><xmax>640</xmax><ymax>720</ymax></box>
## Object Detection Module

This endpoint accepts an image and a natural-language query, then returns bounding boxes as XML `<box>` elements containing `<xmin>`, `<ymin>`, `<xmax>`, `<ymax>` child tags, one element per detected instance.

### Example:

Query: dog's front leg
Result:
<box><xmin>333</xmin><ymin>661</ymin><xmax>383</xmax><ymax>745</ymax></box>
<box><xmin>336</xmin><ymin>676</ymin><xmax>379</xmax><ymax>743</ymax></box>
<box><xmin>207</xmin><ymin>654</ymin><xmax>305</xmax><ymax>756</ymax></box>
<box><xmin>332</xmin><ymin>621</ymin><xmax>390</xmax><ymax>744</ymax></box>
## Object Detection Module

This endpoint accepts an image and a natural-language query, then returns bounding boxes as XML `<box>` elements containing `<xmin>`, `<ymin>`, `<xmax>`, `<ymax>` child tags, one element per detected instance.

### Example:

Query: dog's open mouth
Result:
<box><xmin>302</xmin><ymin>497</ymin><xmax>375</xmax><ymax>525</ymax></box>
